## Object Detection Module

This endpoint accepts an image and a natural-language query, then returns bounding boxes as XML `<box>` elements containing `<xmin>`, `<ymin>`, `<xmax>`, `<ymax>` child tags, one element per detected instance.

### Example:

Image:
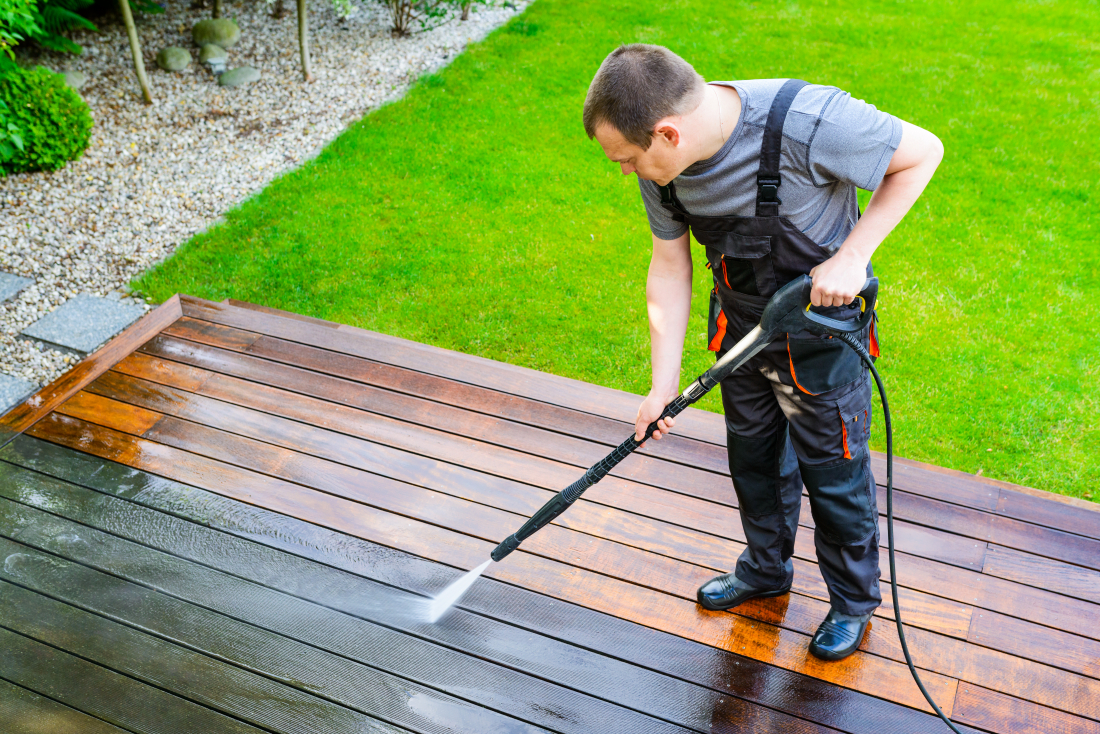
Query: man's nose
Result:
<box><xmin>620</xmin><ymin>163</ymin><xmax>634</xmax><ymax>175</ymax></box>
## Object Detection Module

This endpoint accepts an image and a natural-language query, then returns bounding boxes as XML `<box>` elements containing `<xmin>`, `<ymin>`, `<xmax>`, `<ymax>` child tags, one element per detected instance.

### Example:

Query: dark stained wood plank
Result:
<box><xmin>0</xmin><ymin>295</ymin><xmax>181</xmax><ymax>433</ymax></box>
<box><xmin>46</xmin><ymin>399</ymin><xmax>1100</xmax><ymax>723</ymax></box>
<box><xmin>85</xmin><ymin>368</ymin><xmax>976</xmax><ymax>642</ymax></box>
<box><xmin>994</xmin><ymin>487</ymin><xmax>1100</xmax><ymax>541</ymax></box>
<box><xmin>981</xmin><ymin>545</ymin><xmax>1100</xmax><ymax>606</ymax></box>
<box><xmin>164</xmin><ymin>316</ymin><xmax>728</xmax><ymax>475</ymax></box>
<box><xmin>105</xmin><ymin>352</ymin><xmax>1100</xmax><ymax>646</ymax></box>
<box><xmin>0</xmin><ymin>538</ymin><xmax>666</xmax><ymax>734</ymax></box>
<box><xmin>23</xmin><ymin>412</ymin><xmax>959</xmax><ymax>714</ymax></box>
<box><xmin>129</xmin><ymin>337</ymin><xmax>987</xmax><ymax>572</ymax></box>
<box><xmin>194</xmin><ymin>297</ymin><xmax>1095</xmax><ymax>527</ymax></box>
<box><xmin>152</xmin><ymin>321</ymin><xmax>1094</xmax><ymax>576</ymax></box>
<box><xmin>57</xmin><ymin>389</ymin><xmax>979</xmax><ymax>653</ymax></box>
<box><xmin>0</xmin><ymin>445</ymin><xmax>969</xmax><ymax>734</ymax></box>
<box><xmin>179</xmin><ymin>296</ymin><xmax>725</xmax><ymax>443</ymax></box>
<box><xmin>0</xmin><ymin>624</ymin><xmax>267</xmax><ymax>734</ymax></box>
<box><xmin>0</xmin><ymin>678</ymin><xmax>130</xmax><ymax>734</ymax></box>
<box><xmin>0</xmin><ymin>509</ymin><xmax>836</xmax><ymax>734</ymax></box>
<box><xmin>0</xmin><ymin>580</ymin><xmax>426</xmax><ymax>734</ymax></box>
<box><xmin>953</xmin><ymin>685</ymin><xmax>1100</xmax><ymax>734</ymax></box>
<box><xmin>968</xmin><ymin>610</ymin><xmax>1100</xmax><ymax>680</ymax></box>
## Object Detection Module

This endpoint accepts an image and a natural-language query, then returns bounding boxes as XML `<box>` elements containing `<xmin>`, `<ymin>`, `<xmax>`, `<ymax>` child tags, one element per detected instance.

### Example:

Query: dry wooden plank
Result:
<box><xmin>164</xmin><ymin>316</ymin><xmax>728</xmax><ymax>474</ymax></box>
<box><xmin>981</xmin><ymin>545</ymin><xmax>1100</xmax><ymax>606</ymax></box>
<box><xmin>180</xmin><ymin>295</ymin><xmax>731</xmax><ymax>444</ymax></box>
<box><xmin>968</xmin><ymin>610</ymin><xmax>1100</xmax><ymax>680</ymax></box>
<box><xmin>82</xmin><ymin>371</ymin><xmax>976</xmax><ymax>643</ymax></box>
<box><xmin>107</xmin><ymin>351</ymin><xmax>1100</xmax><ymax>645</ymax></box>
<box><xmin>25</xmin><ymin>411</ymin><xmax>958</xmax><ymax>715</ymax></box>
<box><xmin>953</xmin><ymin>685</ymin><xmax>1100</xmax><ymax>734</ymax></box>
<box><xmin>0</xmin><ymin>678</ymin><xmax>130</xmax><ymax>734</ymax></box>
<box><xmin>995</xmin><ymin>488</ymin><xmax>1100</xmax><ymax>541</ymax></box>
<box><xmin>0</xmin><ymin>295</ymin><xmax>181</xmax><ymax>434</ymax></box>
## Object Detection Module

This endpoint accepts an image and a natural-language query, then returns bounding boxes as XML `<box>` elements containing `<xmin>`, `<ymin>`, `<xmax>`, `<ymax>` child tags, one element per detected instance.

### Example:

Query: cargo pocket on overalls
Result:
<box><xmin>786</xmin><ymin>303</ymin><xmax>864</xmax><ymax>395</ymax></box>
<box><xmin>801</xmin><ymin>389</ymin><xmax>875</xmax><ymax>545</ymax></box>
<box><xmin>713</xmin><ymin>233</ymin><xmax>775</xmax><ymax>295</ymax></box>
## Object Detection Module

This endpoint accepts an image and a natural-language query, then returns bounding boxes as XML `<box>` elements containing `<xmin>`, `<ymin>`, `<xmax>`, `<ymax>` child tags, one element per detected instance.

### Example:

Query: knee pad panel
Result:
<box><xmin>727</xmin><ymin>427</ymin><xmax>784</xmax><ymax>517</ymax></box>
<box><xmin>802</xmin><ymin>449</ymin><xmax>876</xmax><ymax>545</ymax></box>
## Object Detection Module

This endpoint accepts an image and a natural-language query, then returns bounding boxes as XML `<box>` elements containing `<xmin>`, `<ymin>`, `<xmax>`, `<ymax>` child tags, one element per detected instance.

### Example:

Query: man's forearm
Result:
<box><xmin>646</xmin><ymin>233</ymin><xmax>694</xmax><ymax>398</ymax></box>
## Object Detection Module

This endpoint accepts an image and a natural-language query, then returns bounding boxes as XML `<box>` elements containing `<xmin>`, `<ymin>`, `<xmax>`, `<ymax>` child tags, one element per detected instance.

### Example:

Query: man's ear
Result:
<box><xmin>653</xmin><ymin>120</ymin><xmax>681</xmax><ymax>148</ymax></box>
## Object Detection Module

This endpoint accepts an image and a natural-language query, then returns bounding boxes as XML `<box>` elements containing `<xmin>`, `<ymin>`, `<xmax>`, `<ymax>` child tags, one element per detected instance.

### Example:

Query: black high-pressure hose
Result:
<box><xmin>834</xmin><ymin>330</ymin><xmax>964</xmax><ymax>734</ymax></box>
<box><xmin>489</xmin><ymin>275</ymin><xmax>964</xmax><ymax>733</ymax></box>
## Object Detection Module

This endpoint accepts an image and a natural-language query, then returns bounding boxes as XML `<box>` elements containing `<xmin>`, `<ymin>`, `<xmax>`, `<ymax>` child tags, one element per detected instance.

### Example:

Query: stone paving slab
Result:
<box><xmin>20</xmin><ymin>294</ymin><xmax>145</xmax><ymax>356</ymax></box>
<box><xmin>0</xmin><ymin>373</ymin><xmax>36</xmax><ymax>417</ymax></box>
<box><xmin>0</xmin><ymin>272</ymin><xmax>33</xmax><ymax>303</ymax></box>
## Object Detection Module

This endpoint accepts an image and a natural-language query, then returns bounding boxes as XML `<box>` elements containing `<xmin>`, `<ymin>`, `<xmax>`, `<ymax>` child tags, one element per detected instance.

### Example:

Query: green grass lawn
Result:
<box><xmin>134</xmin><ymin>0</ymin><xmax>1099</xmax><ymax>501</ymax></box>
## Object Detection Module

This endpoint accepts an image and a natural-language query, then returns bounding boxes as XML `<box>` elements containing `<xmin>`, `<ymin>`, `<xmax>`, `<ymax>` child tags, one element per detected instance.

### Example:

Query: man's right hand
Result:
<box><xmin>635</xmin><ymin>389</ymin><xmax>680</xmax><ymax>443</ymax></box>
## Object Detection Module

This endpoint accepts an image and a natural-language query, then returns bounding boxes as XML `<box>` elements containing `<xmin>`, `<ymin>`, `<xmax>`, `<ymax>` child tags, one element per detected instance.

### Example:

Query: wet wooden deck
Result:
<box><xmin>1</xmin><ymin>294</ymin><xmax>1098</xmax><ymax>734</ymax></box>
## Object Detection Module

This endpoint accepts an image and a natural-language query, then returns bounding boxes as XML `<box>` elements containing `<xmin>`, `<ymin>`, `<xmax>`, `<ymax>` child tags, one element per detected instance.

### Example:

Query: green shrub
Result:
<box><xmin>0</xmin><ymin>64</ymin><xmax>92</xmax><ymax>176</ymax></box>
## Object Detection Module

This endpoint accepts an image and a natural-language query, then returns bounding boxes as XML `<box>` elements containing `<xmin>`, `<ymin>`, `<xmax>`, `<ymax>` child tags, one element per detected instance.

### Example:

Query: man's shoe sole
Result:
<box><xmin>696</xmin><ymin>584</ymin><xmax>792</xmax><ymax>611</ymax></box>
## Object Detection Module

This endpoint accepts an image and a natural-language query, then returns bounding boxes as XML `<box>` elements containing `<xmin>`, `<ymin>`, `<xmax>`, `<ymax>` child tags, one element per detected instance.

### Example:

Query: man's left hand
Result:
<box><xmin>809</xmin><ymin>250</ymin><xmax>868</xmax><ymax>308</ymax></box>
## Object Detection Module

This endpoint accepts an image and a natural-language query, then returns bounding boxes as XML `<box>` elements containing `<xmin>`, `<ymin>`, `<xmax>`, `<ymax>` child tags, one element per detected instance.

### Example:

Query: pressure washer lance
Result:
<box><xmin>489</xmin><ymin>274</ymin><xmax>964</xmax><ymax>734</ymax></box>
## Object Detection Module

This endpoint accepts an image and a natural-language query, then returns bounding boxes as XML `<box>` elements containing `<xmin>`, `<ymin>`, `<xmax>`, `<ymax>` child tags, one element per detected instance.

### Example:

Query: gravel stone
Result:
<box><xmin>0</xmin><ymin>0</ymin><xmax>526</xmax><ymax>388</ymax></box>
<box><xmin>156</xmin><ymin>46</ymin><xmax>193</xmax><ymax>71</ymax></box>
<box><xmin>62</xmin><ymin>70</ymin><xmax>87</xmax><ymax>89</ymax></box>
<box><xmin>218</xmin><ymin>66</ymin><xmax>260</xmax><ymax>87</ymax></box>
<box><xmin>198</xmin><ymin>43</ymin><xmax>228</xmax><ymax>63</ymax></box>
<box><xmin>192</xmin><ymin>18</ymin><xmax>242</xmax><ymax>48</ymax></box>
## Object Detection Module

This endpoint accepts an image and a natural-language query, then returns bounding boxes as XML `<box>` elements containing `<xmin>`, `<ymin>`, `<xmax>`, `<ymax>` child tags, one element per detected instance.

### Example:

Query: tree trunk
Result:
<box><xmin>212</xmin><ymin>0</ymin><xmax>221</xmax><ymax>18</ymax></box>
<box><xmin>461</xmin><ymin>1</ymin><xmax>471</xmax><ymax>20</ymax></box>
<box><xmin>297</xmin><ymin>0</ymin><xmax>311</xmax><ymax>81</ymax></box>
<box><xmin>119</xmin><ymin>0</ymin><xmax>152</xmax><ymax>104</ymax></box>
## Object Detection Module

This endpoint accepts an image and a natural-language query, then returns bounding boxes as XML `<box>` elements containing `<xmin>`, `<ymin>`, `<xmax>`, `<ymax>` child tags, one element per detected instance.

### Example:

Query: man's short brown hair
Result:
<box><xmin>583</xmin><ymin>44</ymin><xmax>706</xmax><ymax>150</ymax></box>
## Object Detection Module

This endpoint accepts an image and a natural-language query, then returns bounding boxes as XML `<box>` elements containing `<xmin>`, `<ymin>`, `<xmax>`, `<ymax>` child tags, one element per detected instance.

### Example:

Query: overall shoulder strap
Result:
<box><xmin>658</xmin><ymin>180</ymin><xmax>688</xmax><ymax>222</ymax></box>
<box><xmin>756</xmin><ymin>78</ymin><xmax>810</xmax><ymax>217</ymax></box>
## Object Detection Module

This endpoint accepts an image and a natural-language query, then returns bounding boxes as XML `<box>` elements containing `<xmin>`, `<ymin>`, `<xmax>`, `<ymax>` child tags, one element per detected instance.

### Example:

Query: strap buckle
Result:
<box><xmin>757</xmin><ymin>176</ymin><xmax>781</xmax><ymax>203</ymax></box>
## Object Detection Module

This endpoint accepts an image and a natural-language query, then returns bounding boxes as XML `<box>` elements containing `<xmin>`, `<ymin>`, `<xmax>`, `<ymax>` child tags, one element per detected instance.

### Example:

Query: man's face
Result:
<box><xmin>594</xmin><ymin>122</ymin><xmax>682</xmax><ymax>186</ymax></box>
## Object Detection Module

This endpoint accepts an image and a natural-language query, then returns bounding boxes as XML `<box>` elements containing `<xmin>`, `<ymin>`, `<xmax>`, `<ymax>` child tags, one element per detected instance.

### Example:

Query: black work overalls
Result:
<box><xmin>658</xmin><ymin>79</ymin><xmax>882</xmax><ymax>616</ymax></box>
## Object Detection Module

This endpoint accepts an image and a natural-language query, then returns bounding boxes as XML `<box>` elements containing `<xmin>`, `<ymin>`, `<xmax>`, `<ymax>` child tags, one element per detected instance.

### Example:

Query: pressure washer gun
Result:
<box><xmin>490</xmin><ymin>274</ymin><xmax>878</xmax><ymax>563</ymax></box>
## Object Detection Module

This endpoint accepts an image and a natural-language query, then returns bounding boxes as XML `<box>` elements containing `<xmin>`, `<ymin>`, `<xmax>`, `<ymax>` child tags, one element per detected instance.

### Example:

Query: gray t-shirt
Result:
<box><xmin>639</xmin><ymin>79</ymin><xmax>903</xmax><ymax>252</ymax></box>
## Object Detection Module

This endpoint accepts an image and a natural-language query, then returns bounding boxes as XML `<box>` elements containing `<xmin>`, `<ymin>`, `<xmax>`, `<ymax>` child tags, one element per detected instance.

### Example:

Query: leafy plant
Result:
<box><xmin>384</xmin><ymin>0</ymin><xmax>452</xmax><ymax>35</ymax></box>
<box><xmin>31</xmin><ymin>0</ymin><xmax>96</xmax><ymax>54</ymax></box>
<box><xmin>0</xmin><ymin>64</ymin><xmax>92</xmax><ymax>176</ymax></box>
<box><xmin>0</xmin><ymin>0</ymin><xmax>41</xmax><ymax>61</ymax></box>
<box><xmin>0</xmin><ymin>97</ymin><xmax>25</xmax><ymax>165</ymax></box>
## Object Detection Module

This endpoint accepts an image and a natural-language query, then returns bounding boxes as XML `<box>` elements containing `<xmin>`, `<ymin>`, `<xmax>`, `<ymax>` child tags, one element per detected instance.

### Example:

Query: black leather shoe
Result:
<box><xmin>696</xmin><ymin>572</ymin><xmax>791</xmax><ymax>611</ymax></box>
<box><xmin>809</xmin><ymin>608</ymin><xmax>874</xmax><ymax>661</ymax></box>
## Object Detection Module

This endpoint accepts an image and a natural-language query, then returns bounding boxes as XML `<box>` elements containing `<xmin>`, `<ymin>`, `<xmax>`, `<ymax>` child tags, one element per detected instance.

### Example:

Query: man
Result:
<box><xmin>583</xmin><ymin>45</ymin><xmax>942</xmax><ymax>661</ymax></box>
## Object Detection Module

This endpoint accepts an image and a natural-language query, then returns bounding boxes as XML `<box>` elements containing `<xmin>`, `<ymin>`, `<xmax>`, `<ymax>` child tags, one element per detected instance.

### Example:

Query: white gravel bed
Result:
<box><xmin>0</xmin><ymin>0</ymin><xmax>526</xmax><ymax>389</ymax></box>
